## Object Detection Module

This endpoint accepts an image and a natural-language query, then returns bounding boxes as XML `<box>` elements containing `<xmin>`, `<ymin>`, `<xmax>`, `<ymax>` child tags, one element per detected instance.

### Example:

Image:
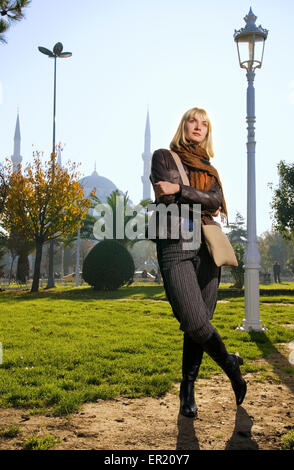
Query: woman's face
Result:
<box><xmin>184</xmin><ymin>114</ymin><xmax>208</xmax><ymax>144</ymax></box>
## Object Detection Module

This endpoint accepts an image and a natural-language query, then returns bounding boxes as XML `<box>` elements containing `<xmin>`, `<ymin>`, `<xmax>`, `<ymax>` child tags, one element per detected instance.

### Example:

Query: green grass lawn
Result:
<box><xmin>0</xmin><ymin>284</ymin><xmax>293</xmax><ymax>416</ymax></box>
<box><xmin>219</xmin><ymin>281</ymin><xmax>294</xmax><ymax>291</ymax></box>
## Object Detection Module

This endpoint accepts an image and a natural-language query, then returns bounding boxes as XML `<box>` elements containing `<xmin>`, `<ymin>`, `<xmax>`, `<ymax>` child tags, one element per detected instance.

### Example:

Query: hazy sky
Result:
<box><xmin>1</xmin><ymin>0</ymin><xmax>293</xmax><ymax>236</ymax></box>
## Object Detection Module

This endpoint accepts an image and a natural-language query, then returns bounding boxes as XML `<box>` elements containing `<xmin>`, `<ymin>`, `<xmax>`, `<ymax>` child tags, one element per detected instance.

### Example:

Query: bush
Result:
<box><xmin>82</xmin><ymin>240</ymin><xmax>135</xmax><ymax>290</ymax></box>
<box><xmin>281</xmin><ymin>429</ymin><xmax>294</xmax><ymax>450</ymax></box>
<box><xmin>23</xmin><ymin>434</ymin><xmax>60</xmax><ymax>450</ymax></box>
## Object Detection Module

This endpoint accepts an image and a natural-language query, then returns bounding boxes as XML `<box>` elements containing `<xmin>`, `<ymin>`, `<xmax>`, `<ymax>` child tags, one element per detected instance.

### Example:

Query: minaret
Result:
<box><xmin>11</xmin><ymin>111</ymin><xmax>23</xmax><ymax>172</ymax></box>
<box><xmin>93</xmin><ymin>161</ymin><xmax>98</xmax><ymax>175</ymax></box>
<box><xmin>57</xmin><ymin>144</ymin><xmax>62</xmax><ymax>166</ymax></box>
<box><xmin>141</xmin><ymin>110</ymin><xmax>152</xmax><ymax>200</ymax></box>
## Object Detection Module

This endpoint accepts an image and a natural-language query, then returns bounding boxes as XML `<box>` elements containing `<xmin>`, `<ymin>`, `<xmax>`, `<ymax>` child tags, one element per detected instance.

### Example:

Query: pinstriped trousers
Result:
<box><xmin>156</xmin><ymin>239</ymin><xmax>221</xmax><ymax>345</ymax></box>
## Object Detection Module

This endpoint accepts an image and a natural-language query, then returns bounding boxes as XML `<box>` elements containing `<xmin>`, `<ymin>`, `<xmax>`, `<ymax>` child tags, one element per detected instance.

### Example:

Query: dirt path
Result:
<box><xmin>0</xmin><ymin>369</ymin><xmax>293</xmax><ymax>451</ymax></box>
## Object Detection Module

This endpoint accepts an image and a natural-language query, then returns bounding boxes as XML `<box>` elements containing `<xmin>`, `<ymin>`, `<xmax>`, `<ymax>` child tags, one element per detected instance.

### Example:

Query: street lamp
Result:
<box><xmin>234</xmin><ymin>9</ymin><xmax>268</xmax><ymax>331</ymax></box>
<box><xmin>38</xmin><ymin>42</ymin><xmax>72</xmax><ymax>289</ymax></box>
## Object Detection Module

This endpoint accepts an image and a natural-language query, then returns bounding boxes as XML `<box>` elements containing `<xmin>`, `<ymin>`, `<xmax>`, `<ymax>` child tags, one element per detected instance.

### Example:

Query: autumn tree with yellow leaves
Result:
<box><xmin>2</xmin><ymin>152</ymin><xmax>93</xmax><ymax>292</ymax></box>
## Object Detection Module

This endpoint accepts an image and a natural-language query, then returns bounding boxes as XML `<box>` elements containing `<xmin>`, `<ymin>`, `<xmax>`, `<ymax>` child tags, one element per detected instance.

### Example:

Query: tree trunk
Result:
<box><xmin>31</xmin><ymin>240</ymin><xmax>43</xmax><ymax>293</ymax></box>
<box><xmin>16</xmin><ymin>254</ymin><xmax>29</xmax><ymax>284</ymax></box>
<box><xmin>8</xmin><ymin>254</ymin><xmax>16</xmax><ymax>285</ymax></box>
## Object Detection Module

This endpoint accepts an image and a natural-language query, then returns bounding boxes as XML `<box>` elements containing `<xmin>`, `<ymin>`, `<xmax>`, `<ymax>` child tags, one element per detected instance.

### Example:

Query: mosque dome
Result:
<box><xmin>79</xmin><ymin>166</ymin><xmax>118</xmax><ymax>202</ymax></box>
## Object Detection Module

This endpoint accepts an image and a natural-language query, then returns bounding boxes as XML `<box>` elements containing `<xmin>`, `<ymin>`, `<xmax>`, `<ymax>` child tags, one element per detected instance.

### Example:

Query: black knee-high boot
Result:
<box><xmin>201</xmin><ymin>329</ymin><xmax>247</xmax><ymax>406</ymax></box>
<box><xmin>180</xmin><ymin>333</ymin><xmax>204</xmax><ymax>417</ymax></box>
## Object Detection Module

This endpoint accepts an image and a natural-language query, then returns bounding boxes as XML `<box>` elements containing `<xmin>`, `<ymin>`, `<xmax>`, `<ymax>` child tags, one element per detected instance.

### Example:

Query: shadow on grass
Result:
<box><xmin>0</xmin><ymin>285</ymin><xmax>167</xmax><ymax>302</ymax></box>
<box><xmin>249</xmin><ymin>331</ymin><xmax>294</xmax><ymax>394</ymax></box>
<box><xmin>2</xmin><ymin>283</ymin><xmax>294</xmax><ymax>302</ymax></box>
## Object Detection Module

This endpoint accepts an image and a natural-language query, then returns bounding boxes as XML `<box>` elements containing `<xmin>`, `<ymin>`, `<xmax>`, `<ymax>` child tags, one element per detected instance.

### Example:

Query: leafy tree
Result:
<box><xmin>128</xmin><ymin>239</ymin><xmax>159</xmax><ymax>275</ymax></box>
<box><xmin>1</xmin><ymin>162</ymin><xmax>34</xmax><ymax>283</ymax></box>
<box><xmin>2</xmin><ymin>152</ymin><xmax>92</xmax><ymax>292</ymax></box>
<box><xmin>230</xmin><ymin>242</ymin><xmax>245</xmax><ymax>288</ymax></box>
<box><xmin>225</xmin><ymin>212</ymin><xmax>247</xmax><ymax>288</ymax></box>
<box><xmin>15</xmin><ymin>234</ymin><xmax>34</xmax><ymax>283</ymax></box>
<box><xmin>0</xmin><ymin>234</ymin><xmax>7</xmax><ymax>273</ymax></box>
<box><xmin>269</xmin><ymin>160</ymin><xmax>294</xmax><ymax>241</ymax></box>
<box><xmin>258</xmin><ymin>230</ymin><xmax>293</xmax><ymax>275</ymax></box>
<box><xmin>0</xmin><ymin>0</ymin><xmax>31</xmax><ymax>43</ymax></box>
<box><xmin>3</xmin><ymin>228</ymin><xmax>18</xmax><ymax>281</ymax></box>
<box><xmin>63</xmin><ymin>212</ymin><xmax>97</xmax><ymax>245</ymax></box>
<box><xmin>90</xmin><ymin>189</ymin><xmax>151</xmax><ymax>248</ymax></box>
<box><xmin>286</xmin><ymin>257</ymin><xmax>294</xmax><ymax>276</ymax></box>
<box><xmin>2</xmin><ymin>225</ymin><xmax>34</xmax><ymax>283</ymax></box>
<box><xmin>226</xmin><ymin>211</ymin><xmax>247</xmax><ymax>246</ymax></box>
<box><xmin>0</xmin><ymin>162</ymin><xmax>10</xmax><ymax>215</ymax></box>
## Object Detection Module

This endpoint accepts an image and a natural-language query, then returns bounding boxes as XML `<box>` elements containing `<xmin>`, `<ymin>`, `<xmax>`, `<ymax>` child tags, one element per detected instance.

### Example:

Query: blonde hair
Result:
<box><xmin>170</xmin><ymin>107</ymin><xmax>214</xmax><ymax>158</ymax></box>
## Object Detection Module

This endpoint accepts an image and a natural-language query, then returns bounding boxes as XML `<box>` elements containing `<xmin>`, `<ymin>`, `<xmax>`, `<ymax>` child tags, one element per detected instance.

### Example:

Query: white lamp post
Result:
<box><xmin>234</xmin><ymin>8</ymin><xmax>268</xmax><ymax>331</ymax></box>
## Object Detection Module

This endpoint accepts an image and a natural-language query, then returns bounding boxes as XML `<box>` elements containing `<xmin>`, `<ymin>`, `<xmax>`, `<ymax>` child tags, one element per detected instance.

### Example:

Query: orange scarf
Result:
<box><xmin>170</xmin><ymin>141</ymin><xmax>229</xmax><ymax>226</ymax></box>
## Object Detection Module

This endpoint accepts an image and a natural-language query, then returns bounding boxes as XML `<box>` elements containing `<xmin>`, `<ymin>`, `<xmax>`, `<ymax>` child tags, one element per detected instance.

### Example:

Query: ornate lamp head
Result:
<box><xmin>234</xmin><ymin>8</ymin><xmax>268</xmax><ymax>70</ymax></box>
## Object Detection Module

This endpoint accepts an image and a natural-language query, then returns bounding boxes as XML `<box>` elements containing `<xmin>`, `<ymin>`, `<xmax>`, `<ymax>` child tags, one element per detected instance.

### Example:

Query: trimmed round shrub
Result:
<box><xmin>82</xmin><ymin>240</ymin><xmax>135</xmax><ymax>290</ymax></box>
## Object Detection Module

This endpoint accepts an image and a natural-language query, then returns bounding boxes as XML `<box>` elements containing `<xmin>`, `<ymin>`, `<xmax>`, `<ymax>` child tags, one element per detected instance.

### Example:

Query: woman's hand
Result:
<box><xmin>154</xmin><ymin>181</ymin><xmax>180</xmax><ymax>198</ymax></box>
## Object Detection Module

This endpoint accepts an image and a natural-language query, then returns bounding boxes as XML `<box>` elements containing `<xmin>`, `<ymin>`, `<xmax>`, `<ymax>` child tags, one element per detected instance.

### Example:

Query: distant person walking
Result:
<box><xmin>273</xmin><ymin>262</ymin><xmax>281</xmax><ymax>283</ymax></box>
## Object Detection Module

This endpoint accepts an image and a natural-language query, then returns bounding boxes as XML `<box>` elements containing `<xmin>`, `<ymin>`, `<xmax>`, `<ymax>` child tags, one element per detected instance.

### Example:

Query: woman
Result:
<box><xmin>150</xmin><ymin>107</ymin><xmax>247</xmax><ymax>418</ymax></box>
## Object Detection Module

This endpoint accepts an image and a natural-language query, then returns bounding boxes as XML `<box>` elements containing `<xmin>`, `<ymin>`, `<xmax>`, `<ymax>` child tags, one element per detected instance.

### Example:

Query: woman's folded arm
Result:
<box><xmin>150</xmin><ymin>149</ymin><xmax>178</xmax><ymax>205</ymax></box>
<box><xmin>177</xmin><ymin>180</ymin><xmax>223</xmax><ymax>211</ymax></box>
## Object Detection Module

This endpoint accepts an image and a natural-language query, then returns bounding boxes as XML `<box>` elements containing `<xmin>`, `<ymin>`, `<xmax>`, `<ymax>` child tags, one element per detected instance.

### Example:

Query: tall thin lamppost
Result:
<box><xmin>38</xmin><ymin>43</ymin><xmax>72</xmax><ymax>289</ymax></box>
<box><xmin>234</xmin><ymin>9</ymin><xmax>268</xmax><ymax>331</ymax></box>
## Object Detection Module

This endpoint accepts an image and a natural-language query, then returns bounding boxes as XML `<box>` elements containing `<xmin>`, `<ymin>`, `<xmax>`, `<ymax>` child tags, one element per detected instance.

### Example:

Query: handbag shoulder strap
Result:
<box><xmin>169</xmin><ymin>151</ymin><xmax>190</xmax><ymax>186</ymax></box>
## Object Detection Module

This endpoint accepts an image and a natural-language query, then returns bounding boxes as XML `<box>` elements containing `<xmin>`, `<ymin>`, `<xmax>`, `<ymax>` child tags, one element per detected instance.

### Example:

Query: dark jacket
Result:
<box><xmin>147</xmin><ymin>148</ymin><xmax>223</xmax><ymax>240</ymax></box>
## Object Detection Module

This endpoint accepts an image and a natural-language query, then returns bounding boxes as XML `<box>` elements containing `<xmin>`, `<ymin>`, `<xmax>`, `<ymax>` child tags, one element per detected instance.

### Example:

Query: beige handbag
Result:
<box><xmin>169</xmin><ymin>151</ymin><xmax>238</xmax><ymax>267</ymax></box>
